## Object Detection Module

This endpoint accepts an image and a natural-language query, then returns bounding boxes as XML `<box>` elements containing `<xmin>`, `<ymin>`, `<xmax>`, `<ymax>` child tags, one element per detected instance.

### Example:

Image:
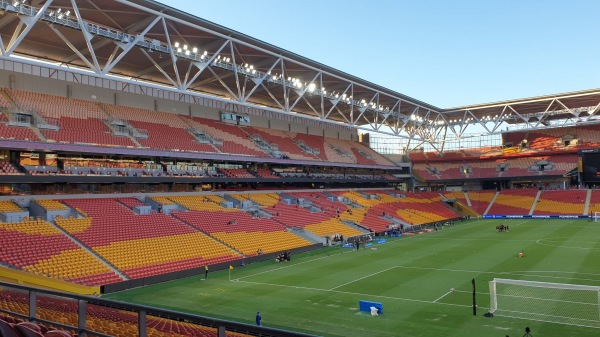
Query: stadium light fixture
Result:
<box><xmin>174</xmin><ymin>42</ymin><xmax>179</xmax><ymax>48</ymax></box>
<box><xmin>183</xmin><ymin>45</ymin><xmax>188</xmax><ymax>50</ymax></box>
<box><xmin>192</xmin><ymin>47</ymin><xmax>198</xmax><ymax>53</ymax></box>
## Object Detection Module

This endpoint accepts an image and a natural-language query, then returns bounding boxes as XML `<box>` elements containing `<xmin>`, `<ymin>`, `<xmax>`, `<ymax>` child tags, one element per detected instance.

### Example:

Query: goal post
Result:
<box><xmin>489</xmin><ymin>278</ymin><xmax>600</xmax><ymax>328</ymax></box>
<box><xmin>595</xmin><ymin>212</ymin><xmax>600</xmax><ymax>222</ymax></box>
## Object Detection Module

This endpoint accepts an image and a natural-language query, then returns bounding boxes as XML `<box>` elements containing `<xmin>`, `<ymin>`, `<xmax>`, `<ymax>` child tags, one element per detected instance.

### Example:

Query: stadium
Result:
<box><xmin>0</xmin><ymin>1</ymin><xmax>599</xmax><ymax>337</ymax></box>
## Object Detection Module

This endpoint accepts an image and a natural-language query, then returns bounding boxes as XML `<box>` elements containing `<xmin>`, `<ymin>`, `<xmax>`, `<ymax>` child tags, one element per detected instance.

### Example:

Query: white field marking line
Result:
<box><xmin>495</xmin><ymin>309</ymin><xmax>600</xmax><ymax>325</ymax></box>
<box><xmin>418</xmin><ymin>237</ymin><xmax>538</xmax><ymax>242</ymax></box>
<box><xmin>495</xmin><ymin>313</ymin><xmax>600</xmax><ymax>330</ymax></box>
<box><xmin>535</xmin><ymin>239</ymin><xmax>600</xmax><ymax>250</ymax></box>
<box><xmin>236</xmin><ymin>222</ymin><xmax>471</xmax><ymax>281</ymax></box>
<box><xmin>236</xmin><ymin>249</ymin><xmax>355</xmax><ymax>280</ymax></box>
<box><xmin>234</xmin><ymin>279</ymin><xmax>471</xmax><ymax>309</ymax></box>
<box><xmin>236</xmin><ymin>219</ymin><xmax>541</xmax><ymax>282</ymax></box>
<box><xmin>395</xmin><ymin>265</ymin><xmax>600</xmax><ymax>283</ymax></box>
<box><xmin>432</xmin><ymin>289</ymin><xmax>454</xmax><ymax>303</ymax></box>
<box><xmin>328</xmin><ymin>266</ymin><xmax>397</xmax><ymax>291</ymax></box>
<box><xmin>515</xmin><ymin>220</ymin><xmax>529</xmax><ymax>226</ymax></box>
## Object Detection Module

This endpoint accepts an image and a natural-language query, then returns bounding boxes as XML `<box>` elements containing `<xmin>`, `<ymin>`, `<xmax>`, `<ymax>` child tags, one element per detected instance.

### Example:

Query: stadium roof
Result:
<box><xmin>0</xmin><ymin>0</ymin><xmax>599</xmax><ymax>143</ymax></box>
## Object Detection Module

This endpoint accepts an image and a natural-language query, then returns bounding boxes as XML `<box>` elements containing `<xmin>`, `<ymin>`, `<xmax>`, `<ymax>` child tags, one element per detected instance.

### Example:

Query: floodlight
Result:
<box><xmin>183</xmin><ymin>45</ymin><xmax>188</xmax><ymax>50</ymax></box>
<box><xmin>177</xmin><ymin>48</ymin><xmax>182</xmax><ymax>53</ymax></box>
<box><xmin>13</xmin><ymin>1</ymin><xmax>19</xmax><ymax>6</ymax></box>
<box><xmin>174</xmin><ymin>42</ymin><xmax>179</xmax><ymax>48</ymax></box>
<box><xmin>185</xmin><ymin>50</ymin><xmax>190</xmax><ymax>56</ymax></box>
<box><xmin>65</xmin><ymin>10</ymin><xmax>70</xmax><ymax>16</ymax></box>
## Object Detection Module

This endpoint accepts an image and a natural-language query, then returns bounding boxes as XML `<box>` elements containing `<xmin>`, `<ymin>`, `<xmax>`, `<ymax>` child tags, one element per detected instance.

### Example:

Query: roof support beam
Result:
<box><xmin>6</xmin><ymin>0</ymin><xmax>53</xmax><ymax>55</ymax></box>
<box><xmin>102</xmin><ymin>15</ymin><xmax>161</xmax><ymax>75</ymax></box>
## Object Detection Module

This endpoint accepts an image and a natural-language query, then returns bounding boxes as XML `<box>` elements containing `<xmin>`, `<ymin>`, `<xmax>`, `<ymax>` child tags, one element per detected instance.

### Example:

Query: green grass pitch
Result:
<box><xmin>105</xmin><ymin>219</ymin><xmax>600</xmax><ymax>337</ymax></box>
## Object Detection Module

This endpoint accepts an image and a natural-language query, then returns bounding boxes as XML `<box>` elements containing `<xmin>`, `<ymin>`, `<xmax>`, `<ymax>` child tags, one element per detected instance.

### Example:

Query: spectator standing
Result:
<box><xmin>255</xmin><ymin>312</ymin><xmax>262</xmax><ymax>326</ymax></box>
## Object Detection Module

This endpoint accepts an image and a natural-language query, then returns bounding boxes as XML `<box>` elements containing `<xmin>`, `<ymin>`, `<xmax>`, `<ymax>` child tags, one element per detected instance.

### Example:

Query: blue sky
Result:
<box><xmin>158</xmin><ymin>0</ymin><xmax>599</xmax><ymax>108</ymax></box>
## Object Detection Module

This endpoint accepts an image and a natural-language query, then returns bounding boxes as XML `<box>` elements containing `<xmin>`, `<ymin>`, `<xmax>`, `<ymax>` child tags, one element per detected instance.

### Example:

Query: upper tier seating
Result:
<box><xmin>1</xmin><ymin>88</ymin><xmax>397</xmax><ymax>167</ymax></box>
<box><xmin>247</xmin><ymin>127</ymin><xmax>318</xmax><ymax>160</ymax></box>
<box><xmin>186</xmin><ymin>117</ymin><xmax>266</xmax><ymax>156</ymax></box>
<box><xmin>0</xmin><ymin>124</ymin><xmax>40</xmax><ymax>141</ymax></box>
<box><xmin>412</xmin><ymin>155</ymin><xmax>577</xmax><ymax>181</ymax></box>
<box><xmin>42</xmin><ymin>117</ymin><xmax>135</xmax><ymax>147</ymax></box>
<box><xmin>285</xmin><ymin>132</ymin><xmax>328</xmax><ymax>160</ymax></box>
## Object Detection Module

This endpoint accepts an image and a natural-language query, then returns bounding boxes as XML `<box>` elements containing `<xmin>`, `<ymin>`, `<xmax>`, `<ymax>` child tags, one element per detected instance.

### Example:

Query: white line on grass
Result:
<box><xmin>236</xmin><ymin>249</ymin><xmax>356</xmax><ymax>280</ymax></box>
<box><xmin>395</xmin><ymin>265</ymin><xmax>600</xmax><ymax>283</ymax></box>
<box><xmin>432</xmin><ymin>289</ymin><xmax>453</xmax><ymax>303</ymax></box>
<box><xmin>328</xmin><ymin>266</ymin><xmax>397</xmax><ymax>291</ymax></box>
<box><xmin>237</xmin><ymin>223</ymin><xmax>473</xmax><ymax>281</ymax></box>
<box><xmin>234</xmin><ymin>279</ymin><xmax>471</xmax><ymax>309</ymax></box>
<box><xmin>513</xmin><ymin>220</ymin><xmax>529</xmax><ymax>227</ymax></box>
<box><xmin>536</xmin><ymin>239</ymin><xmax>600</xmax><ymax>250</ymax></box>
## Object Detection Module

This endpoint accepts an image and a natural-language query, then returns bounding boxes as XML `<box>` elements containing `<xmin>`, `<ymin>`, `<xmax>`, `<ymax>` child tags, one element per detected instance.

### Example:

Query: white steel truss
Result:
<box><xmin>0</xmin><ymin>0</ymin><xmax>598</xmax><ymax>152</ymax></box>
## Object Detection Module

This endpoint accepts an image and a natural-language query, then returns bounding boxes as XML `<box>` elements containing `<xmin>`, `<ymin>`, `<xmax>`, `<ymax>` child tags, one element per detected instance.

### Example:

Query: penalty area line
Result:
<box><xmin>234</xmin><ymin>279</ymin><xmax>472</xmax><ymax>309</ymax></box>
<box><xmin>432</xmin><ymin>289</ymin><xmax>454</xmax><ymax>303</ymax></box>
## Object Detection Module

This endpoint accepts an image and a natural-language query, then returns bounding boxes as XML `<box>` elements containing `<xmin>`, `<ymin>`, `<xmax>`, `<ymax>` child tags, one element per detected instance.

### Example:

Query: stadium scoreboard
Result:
<box><xmin>580</xmin><ymin>149</ymin><xmax>600</xmax><ymax>182</ymax></box>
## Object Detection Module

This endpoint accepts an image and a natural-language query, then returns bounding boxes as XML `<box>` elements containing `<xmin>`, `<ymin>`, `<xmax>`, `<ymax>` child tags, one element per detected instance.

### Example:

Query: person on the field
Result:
<box><xmin>370</xmin><ymin>306</ymin><xmax>379</xmax><ymax>316</ymax></box>
<box><xmin>204</xmin><ymin>265</ymin><xmax>208</xmax><ymax>279</ymax></box>
<box><xmin>256</xmin><ymin>312</ymin><xmax>262</xmax><ymax>326</ymax></box>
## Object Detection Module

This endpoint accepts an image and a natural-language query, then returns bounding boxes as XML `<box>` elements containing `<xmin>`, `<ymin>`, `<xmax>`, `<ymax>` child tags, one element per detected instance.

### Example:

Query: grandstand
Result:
<box><xmin>0</xmin><ymin>1</ymin><xmax>599</xmax><ymax>337</ymax></box>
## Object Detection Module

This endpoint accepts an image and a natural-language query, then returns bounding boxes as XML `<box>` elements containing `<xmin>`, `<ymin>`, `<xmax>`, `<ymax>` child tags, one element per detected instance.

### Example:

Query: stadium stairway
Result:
<box><xmin>170</xmin><ymin>213</ymin><xmax>245</xmax><ymax>256</ymax></box>
<box><xmin>483</xmin><ymin>191</ymin><xmax>500</xmax><ymax>216</ymax></box>
<box><xmin>463</xmin><ymin>191</ymin><xmax>472</xmax><ymax>206</ymax></box>
<box><xmin>50</xmin><ymin>216</ymin><xmax>128</xmax><ymax>281</ymax></box>
<box><xmin>584</xmin><ymin>189</ymin><xmax>592</xmax><ymax>215</ymax></box>
<box><xmin>382</xmin><ymin>214</ymin><xmax>410</xmax><ymax>227</ymax></box>
<box><xmin>288</xmin><ymin>226</ymin><xmax>323</xmax><ymax>243</ymax></box>
<box><xmin>529</xmin><ymin>191</ymin><xmax>542</xmax><ymax>215</ymax></box>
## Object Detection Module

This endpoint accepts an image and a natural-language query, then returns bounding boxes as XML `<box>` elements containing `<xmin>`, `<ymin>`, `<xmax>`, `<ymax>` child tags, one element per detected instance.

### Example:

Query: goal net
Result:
<box><xmin>595</xmin><ymin>212</ymin><xmax>600</xmax><ymax>222</ymax></box>
<box><xmin>489</xmin><ymin>278</ymin><xmax>600</xmax><ymax>328</ymax></box>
